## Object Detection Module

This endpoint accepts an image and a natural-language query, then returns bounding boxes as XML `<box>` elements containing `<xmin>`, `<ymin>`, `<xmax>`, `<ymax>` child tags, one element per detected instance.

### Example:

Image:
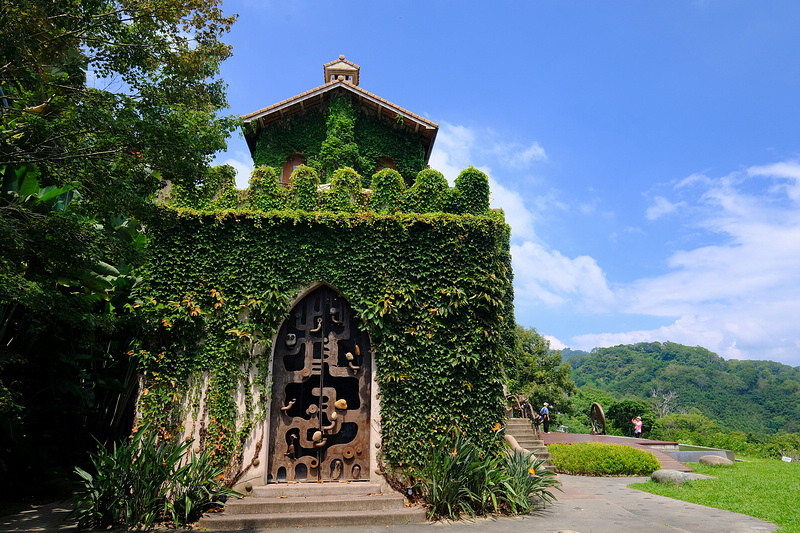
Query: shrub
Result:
<box><xmin>548</xmin><ymin>443</ymin><xmax>660</xmax><ymax>476</ymax></box>
<box><xmin>606</xmin><ymin>399</ymin><xmax>655</xmax><ymax>437</ymax></box>
<box><xmin>500</xmin><ymin>449</ymin><xmax>560</xmax><ymax>514</ymax></box>
<box><xmin>288</xmin><ymin>164</ymin><xmax>320</xmax><ymax>211</ymax></box>
<box><xmin>409</xmin><ymin>427</ymin><xmax>559</xmax><ymax>519</ymax></box>
<box><xmin>71</xmin><ymin>427</ymin><xmax>239</xmax><ymax>530</ymax></box>
<box><xmin>247</xmin><ymin>166</ymin><xmax>286</xmax><ymax>211</ymax></box>
<box><xmin>369</xmin><ymin>168</ymin><xmax>405</xmax><ymax>212</ymax></box>
<box><xmin>650</xmin><ymin>412</ymin><xmax>722</xmax><ymax>444</ymax></box>
<box><xmin>325</xmin><ymin>166</ymin><xmax>365</xmax><ymax>212</ymax></box>
<box><xmin>454</xmin><ymin>166</ymin><xmax>489</xmax><ymax>214</ymax></box>
<box><xmin>402</xmin><ymin>168</ymin><xmax>448</xmax><ymax>213</ymax></box>
<box><xmin>212</xmin><ymin>166</ymin><xmax>239</xmax><ymax>210</ymax></box>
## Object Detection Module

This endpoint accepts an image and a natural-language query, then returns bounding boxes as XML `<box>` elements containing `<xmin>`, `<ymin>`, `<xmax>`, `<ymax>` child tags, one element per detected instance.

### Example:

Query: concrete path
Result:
<box><xmin>0</xmin><ymin>474</ymin><xmax>777</xmax><ymax>533</ymax></box>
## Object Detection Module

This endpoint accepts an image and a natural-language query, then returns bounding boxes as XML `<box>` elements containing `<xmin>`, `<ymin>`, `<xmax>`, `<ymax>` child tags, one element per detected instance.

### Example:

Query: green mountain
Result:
<box><xmin>568</xmin><ymin>342</ymin><xmax>800</xmax><ymax>435</ymax></box>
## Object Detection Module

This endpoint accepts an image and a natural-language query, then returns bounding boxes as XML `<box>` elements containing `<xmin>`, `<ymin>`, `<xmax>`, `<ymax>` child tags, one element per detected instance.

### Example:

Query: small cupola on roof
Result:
<box><xmin>323</xmin><ymin>55</ymin><xmax>360</xmax><ymax>86</ymax></box>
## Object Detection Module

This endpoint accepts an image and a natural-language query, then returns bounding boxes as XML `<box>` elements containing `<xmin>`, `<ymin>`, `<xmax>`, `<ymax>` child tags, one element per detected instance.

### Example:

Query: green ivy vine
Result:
<box><xmin>150</xmin><ymin>91</ymin><xmax>508</xmax><ymax>477</ymax></box>
<box><xmin>136</xmin><ymin>205</ymin><xmax>514</xmax><ymax>473</ymax></box>
<box><xmin>169</xmin><ymin>164</ymin><xmax>491</xmax><ymax>218</ymax></box>
<box><xmin>250</xmin><ymin>91</ymin><xmax>426</xmax><ymax>184</ymax></box>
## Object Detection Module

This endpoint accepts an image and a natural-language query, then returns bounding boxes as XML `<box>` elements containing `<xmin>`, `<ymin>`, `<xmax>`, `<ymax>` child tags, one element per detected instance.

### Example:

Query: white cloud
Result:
<box><xmin>492</xmin><ymin>141</ymin><xmax>547</xmax><ymax>168</ymax></box>
<box><xmin>431</xmin><ymin>122</ymin><xmax>616</xmax><ymax>319</ymax></box>
<box><xmin>428</xmin><ymin>123</ymin><xmax>476</xmax><ymax>184</ymax></box>
<box><xmin>544</xmin><ymin>335</ymin><xmax>567</xmax><ymax>351</ymax></box>
<box><xmin>216</xmin><ymin>150</ymin><xmax>254</xmax><ymax>189</ymax></box>
<box><xmin>512</xmin><ymin>241</ymin><xmax>614</xmax><ymax>310</ymax></box>
<box><xmin>748</xmin><ymin>161</ymin><xmax>800</xmax><ymax>201</ymax></box>
<box><xmin>488</xmin><ymin>177</ymin><xmax>536</xmax><ymax>240</ymax></box>
<box><xmin>646</xmin><ymin>195</ymin><xmax>685</xmax><ymax>220</ymax></box>
<box><xmin>429</xmin><ymin>122</ymin><xmax>539</xmax><ymax>240</ymax></box>
<box><xmin>571</xmin><ymin>162</ymin><xmax>800</xmax><ymax>364</ymax></box>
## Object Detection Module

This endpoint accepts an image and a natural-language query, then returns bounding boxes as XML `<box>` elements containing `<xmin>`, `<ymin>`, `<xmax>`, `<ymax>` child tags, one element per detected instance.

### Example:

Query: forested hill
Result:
<box><xmin>567</xmin><ymin>342</ymin><xmax>800</xmax><ymax>435</ymax></box>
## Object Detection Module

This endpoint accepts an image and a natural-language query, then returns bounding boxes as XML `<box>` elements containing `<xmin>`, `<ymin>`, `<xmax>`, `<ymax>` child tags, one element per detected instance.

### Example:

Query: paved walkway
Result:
<box><xmin>0</xmin><ymin>474</ymin><xmax>777</xmax><ymax>533</ymax></box>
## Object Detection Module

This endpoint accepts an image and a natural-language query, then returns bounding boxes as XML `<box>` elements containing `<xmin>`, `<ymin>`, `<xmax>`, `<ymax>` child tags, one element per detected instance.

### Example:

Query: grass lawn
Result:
<box><xmin>630</xmin><ymin>458</ymin><xmax>800</xmax><ymax>533</ymax></box>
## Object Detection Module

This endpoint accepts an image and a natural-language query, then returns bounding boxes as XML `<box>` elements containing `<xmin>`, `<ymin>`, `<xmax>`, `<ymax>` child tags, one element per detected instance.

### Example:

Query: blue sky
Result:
<box><xmin>214</xmin><ymin>1</ymin><xmax>800</xmax><ymax>367</ymax></box>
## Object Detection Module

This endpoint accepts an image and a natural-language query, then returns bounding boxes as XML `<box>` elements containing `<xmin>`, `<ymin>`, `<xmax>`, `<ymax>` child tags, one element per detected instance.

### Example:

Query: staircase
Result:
<box><xmin>197</xmin><ymin>482</ymin><xmax>426</xmax><ymax>530</ymax></box>
<box><xmin>505</xmin><ymin>418</ymin><xmax>556</xmax><ymax>472</ymax></box>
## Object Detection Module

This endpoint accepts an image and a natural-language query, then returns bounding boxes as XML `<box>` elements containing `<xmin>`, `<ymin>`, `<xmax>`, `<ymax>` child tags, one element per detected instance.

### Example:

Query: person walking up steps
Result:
<box><xmin>540</xmin><ymin>402</ymin><xmax>551</xmax><ymax>433</ymax></box>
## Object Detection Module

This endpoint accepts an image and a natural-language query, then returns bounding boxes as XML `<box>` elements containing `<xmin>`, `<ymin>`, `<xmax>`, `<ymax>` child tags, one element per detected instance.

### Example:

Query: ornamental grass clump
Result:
<box><xmin>409</xmin><ymin>426</ymin><xmax>559</xmax><ymax>520</ymax></box>
<box><xmin>70</xmin><ymin>426</ymin><xmax>239</xmax><ymax>530</ymax></box>
<box><xmin>548</xmin><ymin>442</ymin><xmax>660</xmax><ymax>476</ymax></box>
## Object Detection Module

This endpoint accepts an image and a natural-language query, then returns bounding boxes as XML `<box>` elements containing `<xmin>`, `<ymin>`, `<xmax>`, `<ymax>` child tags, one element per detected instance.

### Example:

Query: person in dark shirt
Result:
<box><xmin>540</xmin><ymin>402</ymin><xmax>550</xmax><ymax>434</ymax></box>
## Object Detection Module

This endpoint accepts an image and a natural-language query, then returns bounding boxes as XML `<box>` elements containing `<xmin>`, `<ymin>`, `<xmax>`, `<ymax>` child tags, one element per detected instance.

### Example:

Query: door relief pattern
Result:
<box><xmin>267</xmin><ymin>286</ymin><xmax>371</xmax><ymax>482</ymax></box>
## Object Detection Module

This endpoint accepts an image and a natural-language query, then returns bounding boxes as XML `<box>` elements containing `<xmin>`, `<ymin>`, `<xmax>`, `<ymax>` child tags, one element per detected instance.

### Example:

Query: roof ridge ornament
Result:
<box><xmin>324</xmin><ymin>54</ymin><xmax>360</xmax><ymax>86</ymax></box>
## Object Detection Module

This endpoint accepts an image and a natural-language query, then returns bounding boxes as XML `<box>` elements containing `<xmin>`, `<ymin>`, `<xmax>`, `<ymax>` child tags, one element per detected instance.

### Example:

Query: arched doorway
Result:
<box><xmin>267</xmin><ymin>285</ymin><xmax>371</xmax><ymax>482</ymax></box>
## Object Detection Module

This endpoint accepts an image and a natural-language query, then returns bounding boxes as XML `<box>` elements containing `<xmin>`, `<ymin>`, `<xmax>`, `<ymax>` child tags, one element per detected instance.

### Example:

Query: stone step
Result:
<box><xmin>514</xmin><ymin>444</ymin><xmax>547</xmax><ymax>451</ymax></box>
<box><xmin>507</xmin><ymin>430</ymin><xmax>538</xmax><ymax>435</ymax></box>
<box><xmin>505</xmin><ymin>418</ymin><xmax>556</xmax><ymax>474</ymax></box>
<box><xmin>518</xmin><ymin>446</ymin><xmax>549</xmax><ymax>455</ymax></box>
<box><xmin>508</xmin><ymin>437</ymin><xmax>543</xmax><ymax>444</ymax></box>
<box><xmin>509</xmin><ymin>436</ymin><xmax>540</xmax><ymax>442</ymax></box>
<box><xmin>221</xmin><ymin>493</ymin><xmax>407</xmax><ymax>515</ymax></box>
<box><xmin>197</xmin><ymin>482</ymin><xmax>426</xmax><ymax>530</ymax></box>
<box><xmin>251</xmin><ymin>482</ymin><xmax>380</xmax><ymax>498</ymax></box>
<box><xmin>198</xmin><ymin>508</ymin><xmax>427</xmax><ymax>530</ymax></box>
<box><xmin>505</xmin><ymin>420</ymin><xmax>537</xmax><ymax>427</ymax></box>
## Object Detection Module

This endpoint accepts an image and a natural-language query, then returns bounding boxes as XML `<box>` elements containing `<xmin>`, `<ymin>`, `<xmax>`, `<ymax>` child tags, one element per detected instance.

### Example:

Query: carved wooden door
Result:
<box><xmin>267</xmin><ymin>286</ymin><xmax>371</xmax><ymax>482</ymax></box>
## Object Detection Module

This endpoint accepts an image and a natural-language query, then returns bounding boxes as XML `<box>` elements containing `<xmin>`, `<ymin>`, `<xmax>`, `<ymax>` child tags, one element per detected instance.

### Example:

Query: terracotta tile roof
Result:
<box><xmin>322</xmin><ymin>57</ymin><xmax>360</xmax><ymax>70</ymax></box>
<box><xmin>241</xmin><ymin>80</ymin><xmax>438</xmax><ymax>130</ymax></box>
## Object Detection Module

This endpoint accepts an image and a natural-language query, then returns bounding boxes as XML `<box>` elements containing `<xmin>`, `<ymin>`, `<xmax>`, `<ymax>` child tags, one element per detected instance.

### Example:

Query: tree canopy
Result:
<box><xmin>0</xmin><ymin>0</ymin><xmax>237</xmax><ymax>496</ymax></box>
<box><xmin>569</xmin><ymin>342</ymin><xmax>800</xmax><ymax>434</ymax></box>
<box><xmin>506</xmin><ymin>325</ymin><xmax>577</xmax><ymax>416</ymax></box>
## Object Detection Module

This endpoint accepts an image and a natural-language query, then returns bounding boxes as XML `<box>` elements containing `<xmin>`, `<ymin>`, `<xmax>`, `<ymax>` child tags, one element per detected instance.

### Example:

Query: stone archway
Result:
<box><xmin>267</xmin><ymin>285</ymin><xmax>371</xmax><ymax>482</ymax></box>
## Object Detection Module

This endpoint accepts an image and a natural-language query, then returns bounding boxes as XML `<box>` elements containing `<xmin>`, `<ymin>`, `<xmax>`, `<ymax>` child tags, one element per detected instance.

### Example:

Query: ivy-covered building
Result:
<box><xmin>139</xmin><ymin>56</ymin><xmax>515</xmax><ymax>493</ymax></box>
<box><xmin>242</xmin><ymin>55</ymin><xmax>438</xmax><ymax>187</ymax></box>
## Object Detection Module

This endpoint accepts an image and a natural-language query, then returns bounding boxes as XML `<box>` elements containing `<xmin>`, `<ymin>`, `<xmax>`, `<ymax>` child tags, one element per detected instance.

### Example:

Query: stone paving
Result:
<box><xmin>0</xmin><ymin>473</ymin><xmax>778</xmax><ymax>533</ymax></box>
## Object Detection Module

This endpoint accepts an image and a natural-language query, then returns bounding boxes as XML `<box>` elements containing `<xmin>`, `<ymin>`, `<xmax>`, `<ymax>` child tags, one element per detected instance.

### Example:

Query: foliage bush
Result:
<box><xmin>401</xmin><ymin>168</ymin><xmax>448</xmax><ymax>213</ymax></box>
<box><xmin>455</xmin><ymin>166</ymin><xmax>490</xmax><ymax>214</ymax></box>
<box><xmin>288</xmin><ymin>164</ymin><xmax>320</xmax><ymax>211</ymax></box>
<box><xmin>369</xmin><ymin>168</ymin><xmax>405</xmax><ymax>212</ymax></box>
<box><xmin>606</xmin><ymin>399</ymin><xmax>655</xmax><ymax>438</ymax></box>
<box><xmin>171</xmin><ymin>163</ymin><xmax>491</xmax><ymax>218</ymax></box>
<box><xmin>649</xmin><ymin>411</ymin><xmax>723</xmax><ymax>444</ymax></box>
<box><xmin>246</xmin><ymin>166</ymin><xmax>285</xmax><ymax>211</ymax></box>
<box><xmin>409</xmin><ymin>427</ymin><xmax>559</xmax><ymax>519</ymax></box>
<box><xmin>548</xmin><ymin>443</ymin><xmax>660</xmax><ymax>476</ymax></box>
<box><xmin>325</xmin><ymin>166</ymin><xmax>367</xmax><ymax>212</ymax></box>
<box><xmin>71</xmin><ymin>427</ymin><xmax>239</xmax><ymax>530</ymax></box>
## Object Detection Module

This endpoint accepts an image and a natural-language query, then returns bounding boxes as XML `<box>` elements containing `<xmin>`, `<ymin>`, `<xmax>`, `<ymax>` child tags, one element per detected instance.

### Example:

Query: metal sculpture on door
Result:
<box><xmin>267</xmin><ymin>285</ymin><xmax>371</xmax><ymax>482</ymax></box>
